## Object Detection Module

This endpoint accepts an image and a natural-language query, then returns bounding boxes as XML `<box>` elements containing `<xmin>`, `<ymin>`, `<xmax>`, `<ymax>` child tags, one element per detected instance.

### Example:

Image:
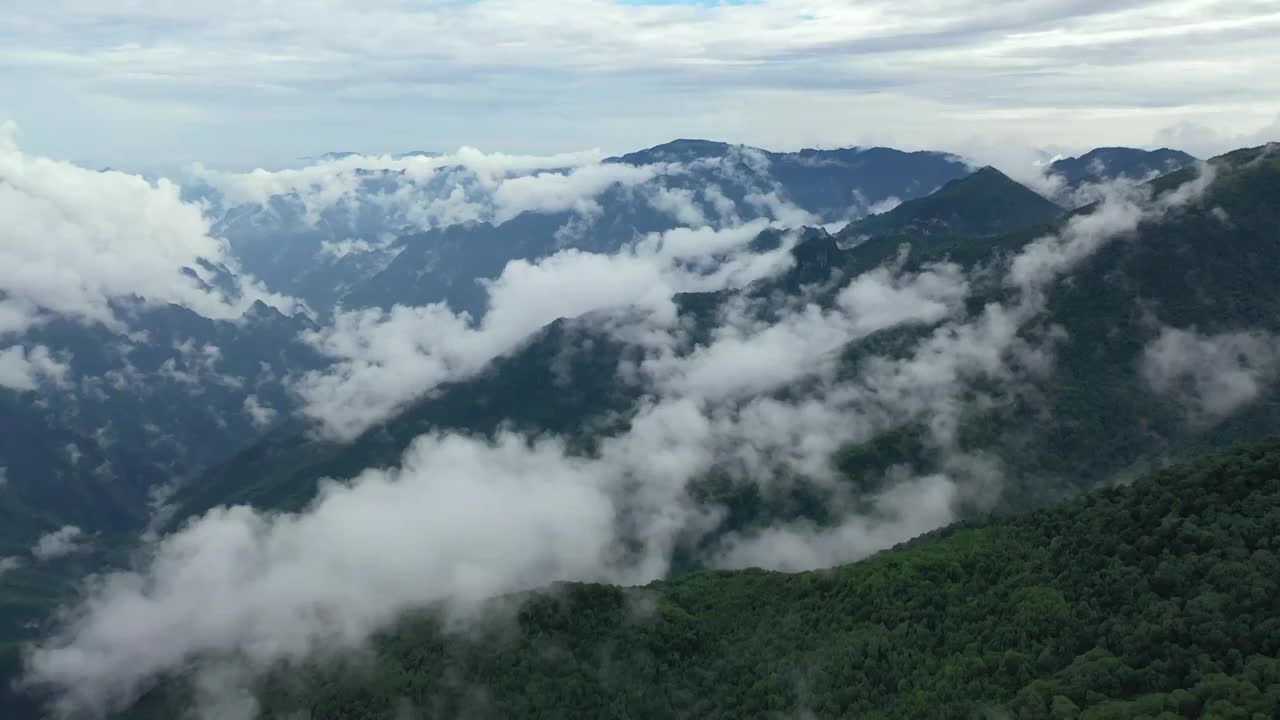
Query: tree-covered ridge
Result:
<box><xmin>126</xmin><ymin>435</ymin><xmax>1280</xmax><ymax>720</ymax></box>
<box><xmin>839</xmin><ymin>165</ymin><xmax>1064</xmax><ymax>240</ymax></box>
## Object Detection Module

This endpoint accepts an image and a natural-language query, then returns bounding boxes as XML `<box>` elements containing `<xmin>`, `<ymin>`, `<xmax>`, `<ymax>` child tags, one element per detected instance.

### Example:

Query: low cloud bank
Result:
<box><xmin>292</xmin><ymin>219</ymin><xmax>793</xmax><ymax>441</ymax></box>
<box><xmin>1143</xmin><ymin>326</ymin><xmax>1280</xmax><ymax>424</ymax></box>
<box><xmin>0</xmin><ymin>125</ymin><xmax>299</xmax><ymax>339</ymax></box>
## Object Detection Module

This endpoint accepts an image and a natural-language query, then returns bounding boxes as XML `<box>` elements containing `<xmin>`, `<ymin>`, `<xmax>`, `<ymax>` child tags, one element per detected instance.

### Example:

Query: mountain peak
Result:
<box><xmin>610</xmin><ymin>139</ymin><xmax>738</xmax><ymax>165</ymax></box>
<box><xmin>1049</xmin><ymin>147</ymin><xmax>1196</xmax><ymax>187</ymax></box>
<box><xmin>839</xmin><ymin>166</ymin><xmax>1061</xmax><ymax>240</ymax></box>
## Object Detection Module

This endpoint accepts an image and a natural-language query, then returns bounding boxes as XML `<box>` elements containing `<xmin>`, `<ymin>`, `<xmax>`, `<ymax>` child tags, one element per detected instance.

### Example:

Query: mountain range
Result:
<box><xmin>5</xmin><ymin>138</ymin><xmax>1279</xmax><ymax>720</ymax></box>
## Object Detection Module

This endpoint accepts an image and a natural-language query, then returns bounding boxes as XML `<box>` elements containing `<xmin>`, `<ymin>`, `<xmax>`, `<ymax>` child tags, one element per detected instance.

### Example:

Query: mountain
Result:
<box><xmin>0</xmin><ymin>295</ymin><xmax>329</xmax><ymax>718</ymax></box>
<box><xmin>125</xmin><ymin>434</ymin><xmax>1280</xmax><ymax>719</ymax></box>
<box><xmin>0</xmin><ymin>298</ymin><xmax>322</xmax><ymax>573</ymax></box>
<box><xmin>175</xmin><ymin>146</ymin><xmax>1274</xmax><ymax>520</ymax></box>
<box><xmin>209</xmin><ymin>188</ymin><xmax>408</xmax><ymax>313</ymax></box>
<box><xmin>167</xmin><ymin>145</ymin><xmax>1280</xmax><ymax>537</ymax></box>
<box><xmin>338</xmin><ymin>142</ymin><xmax>971</xmax><ymax>318</ymax></box>
<box><xmin>207</xmin><ymin>140</ymin><xmax>972</xmax><ymax>317</ymax></box>
<box><xmin>1049</xmin><ymin>146</ymin><xmax>1196</xmax><ymax>188</ymax></box>
<box><xmin>336</xmin><ymin>194</ymin><xmax>673</xmax><ymax>318</ymax></box>
<box><xmin>612</xmin><ymin>140</ymin><xmax>972</xmax><ymax>218</ymax></box>
<box><xmin>170</xmin><ymin>314</ymin><xmax>638</xmax><ymax>518</ymax></box>
<box><xmin>837</xmin><ymin>165</ymin><xmax>1063</xmax><ymax>241</ymax></box>
<box><xmin>9</xmin><ymin>143</ymin><xmax>1279</xmax><ymax>720</ymax></box>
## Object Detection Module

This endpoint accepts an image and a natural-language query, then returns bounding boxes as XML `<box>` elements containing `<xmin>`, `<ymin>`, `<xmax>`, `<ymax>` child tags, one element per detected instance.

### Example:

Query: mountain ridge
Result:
<box><xmin>838</xmin><ymin>165</ymin><xmax>1063</xmax><ymax>241</ymax></box>
<box><xmin>122</xmin><ymin>433</ymin><xmax>1280</xmax><ymax>719</ymax></box>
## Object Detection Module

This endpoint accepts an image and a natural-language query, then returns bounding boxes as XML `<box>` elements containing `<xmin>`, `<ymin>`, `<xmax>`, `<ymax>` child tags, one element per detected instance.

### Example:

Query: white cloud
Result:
<box><xmin>0</xmin><ymin>556</ymin><xmax>22</xmax><ymax>577</ymax></box>
<box><xmin>0</xmin><ymin>344</ymin><xmax>70</xmax><ymax>391</ymax></box>
<box><xmin>32</xmin><ymin>526</ymin><xmax>88</xmax><ymax>561</ymax></box>
<box><xmin>714</xmin><ymin>471</ymin><xmax>958</xmax><ymax>571</ymax></box>
<box><xmin>317</xmin><ymin>238</ymin><xmax>379</xmax><ymax>260</ymax></box>
<box><xmin>294</xmin><ymin>219</ymin><xmax>794</xmax><ymax>440</ymax></box>
<box><xmin>25</xmin><ymin>430</ymin><xmax>672</xmax><ymax>717</ymax></box>
<box><xmin>192</xmin><ymin>145</ymin><xmax>815</xmax><ymax>254</ymax></box>
<box><xmin>1142</xmin><ymin>326</ymin><xmax>1280</xmax><ymax>424</ymax></box>
<box><xmin>242</xmin><ymin>395</ymin><xmax>279</xmax><ymax>429</ymax></box>
<box><xmin>642</xmin><ymin>261</ymin><xmax>970</xmax><ymax>402</ymax></box>
<box><xmin>647</xmin><ymin>186</ymin><xmax>708</xmax><ymax>227</ymax></box>
<box><xmin>156</xmin><ymin>340</ymin><xmax>244</xmax><ymax>392</ymax></box>
<box><xmin>0</xmin><ymin>126</ymin><xmax>301</xmax><ymax>337</ymax></box>
<box><xmin>491</xmin><ymin>162</ymin><xmax>660</xmax><ymax>223</ymax></box>
<box><xmin>192</xmin><ymin>146</ymin><xmax>611</xmax><ymax>234</ymax></box>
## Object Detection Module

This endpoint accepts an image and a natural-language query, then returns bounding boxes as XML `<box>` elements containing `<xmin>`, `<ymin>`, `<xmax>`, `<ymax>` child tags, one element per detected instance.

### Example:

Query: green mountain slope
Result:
<box><xmin>128</xmin><ymin>435</ymin><xmax>1280</xmax><ymax>720</ymax></box>
<box><xmin>171</xmin><ymin>317</ymin><xmax>637</xmax><ymax>517</ymax></box>
<box><xmin>838</xmin><ymin>166</ymin><xmax>1063</xmax><ymax>241</ymax></box>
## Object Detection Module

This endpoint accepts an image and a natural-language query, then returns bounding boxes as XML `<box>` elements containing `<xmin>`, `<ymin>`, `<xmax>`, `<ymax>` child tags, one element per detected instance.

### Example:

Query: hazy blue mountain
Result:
<box><xmin>209</xmin><ymin>185</ymin><xmax>409</xmax><ymax>312</ymax></box>
<box><xmin>337</xmin><ymin>142</ymin><xmax>971</xmax><ymax>318</ymax></box>
<box><xmin>1049</xmin><ymin>146</ymin><xmax>1196</xmax><ymax>188</ymax></box>
<box><xmin>0</xmin><ymin>297</ymin><xmax>322</xmax><ymax>557</ymax></box>
<box><xmin>204</xmin><ymin>140</ymin><xmax>970</xmax><ymax>317</ymax></box>
<box><xmin>611</xmin><ymin>139</ymin><xmax>971</xmax><ymax>216</ymax></box>
<box><xmin>337</xmin><ymin>189</ymin><xmax>676</xmax><ymax>318</ymax></box>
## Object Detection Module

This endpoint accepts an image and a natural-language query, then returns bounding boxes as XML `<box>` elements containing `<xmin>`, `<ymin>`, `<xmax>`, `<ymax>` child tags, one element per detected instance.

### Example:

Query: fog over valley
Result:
<box><xmin>2</xmin><ymin>2</ymin><xmax>1279</xmax><ymax>718</ymax></box>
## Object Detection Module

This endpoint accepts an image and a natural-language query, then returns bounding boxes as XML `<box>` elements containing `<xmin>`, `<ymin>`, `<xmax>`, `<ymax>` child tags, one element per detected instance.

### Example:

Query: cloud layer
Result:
<box><xmin>4</xmin><ymin>1</ymin><xmax>1278</xmax><ymax>168</ymax></box>
<box><xmin>1142</xmin><ymin>326</ymin><xmax>1280</xmax><ymax>424</ymax></box>
<box><xmin>32</xmin><ymin>526</ymin><xmax>88</xmax><ymax>561</ymax></box>
<box><xmin>293</xmin><ymin>219</ymin><xmax>794</xmax><ymax>440</ymax></box>
<box><xmin>0</xmin><ymin>126</ymin><xmax>298</xmax><ymax>337</ymax></box>
<box><xmin>0</xmin><ymin>345</ymin><xmax>69</xmax><ymax>391</ymax></box>
<box><xmin>23</xmin><ymin>163</ymin><xmax>1223</xmax><ymax>720</ymax></box>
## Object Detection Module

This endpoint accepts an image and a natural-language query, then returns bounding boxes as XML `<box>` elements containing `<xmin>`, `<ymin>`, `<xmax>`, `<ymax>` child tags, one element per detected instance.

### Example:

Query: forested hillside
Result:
<box><xmin>5</xmin><ymin>1</ymin><xmax>1276</xmax><ymax>717</ymax></box>
<box><xmin>125</xmin><ymin>435</ymin><xmax>1280</xmax><ymax>719</ymax></box>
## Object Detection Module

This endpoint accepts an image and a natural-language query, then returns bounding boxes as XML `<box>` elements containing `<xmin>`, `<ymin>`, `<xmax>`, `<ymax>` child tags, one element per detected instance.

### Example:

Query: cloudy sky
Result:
<box><xmin>2</xmin><ymin>0</ymin><xmax>1278</xmax><ymax>170</ymax></box>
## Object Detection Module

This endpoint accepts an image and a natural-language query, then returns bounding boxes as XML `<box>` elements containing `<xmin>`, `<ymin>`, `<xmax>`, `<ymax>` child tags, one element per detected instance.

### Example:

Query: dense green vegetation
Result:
<box><xmin>128</xmin><ymin>435</ymin><xmax>1280</xmax><ymax>719</ymax></box>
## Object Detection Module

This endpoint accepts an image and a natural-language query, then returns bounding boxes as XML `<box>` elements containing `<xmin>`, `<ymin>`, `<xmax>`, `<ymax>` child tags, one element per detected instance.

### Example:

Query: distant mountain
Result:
<box><xmin>609</xmin><ymin>138</ymin><xmax>737</xmax><ymax>164</ymax></box>
<box><xmin>0</xmin><ymin>297</ymin><xmax>322</xmax><ymax>548</ymax></box>
<box><xmin>294</xmin><ymin>151</ymin><xmax>441</xmax><ymax>163</ymax></box>
<box><xmin>126</xmin><ymin>435</ymin><xmax>1280</xmax><ymax>719</ymax></box>
<box><xmin>1049</xmin><ymin>146</ymin><xmax>1196</xmax><ymax>187</ymax></box>
<box><xmin>199</xmin><ymin>140</ymin><xmax>974</xmax><ymax>317</ymax></box>
<box><xmin>838</xmin><ymin>166</ymin><xmax>1063</xmax><ymax>241</ymax></box>
<box><xmin>336</xmin><ymin>142</ymin><xmax>971</xmax><ymax>318</ymax></box>
<box><xmin>612</xmin><ymin>140</ymin><xmax>971</xmax><ymax>217</ymax></box>
<box><xmin>337</xmin><ymin>190</ymin><xmax>674</xmax><ymax>318</ymax></box>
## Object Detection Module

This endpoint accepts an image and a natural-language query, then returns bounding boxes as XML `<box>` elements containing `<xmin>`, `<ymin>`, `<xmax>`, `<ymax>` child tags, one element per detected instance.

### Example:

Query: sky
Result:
<box><xmin>2</xmin><ymin>0</ymin><xmax>1279</xmax><ymax>170</ymax></box>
